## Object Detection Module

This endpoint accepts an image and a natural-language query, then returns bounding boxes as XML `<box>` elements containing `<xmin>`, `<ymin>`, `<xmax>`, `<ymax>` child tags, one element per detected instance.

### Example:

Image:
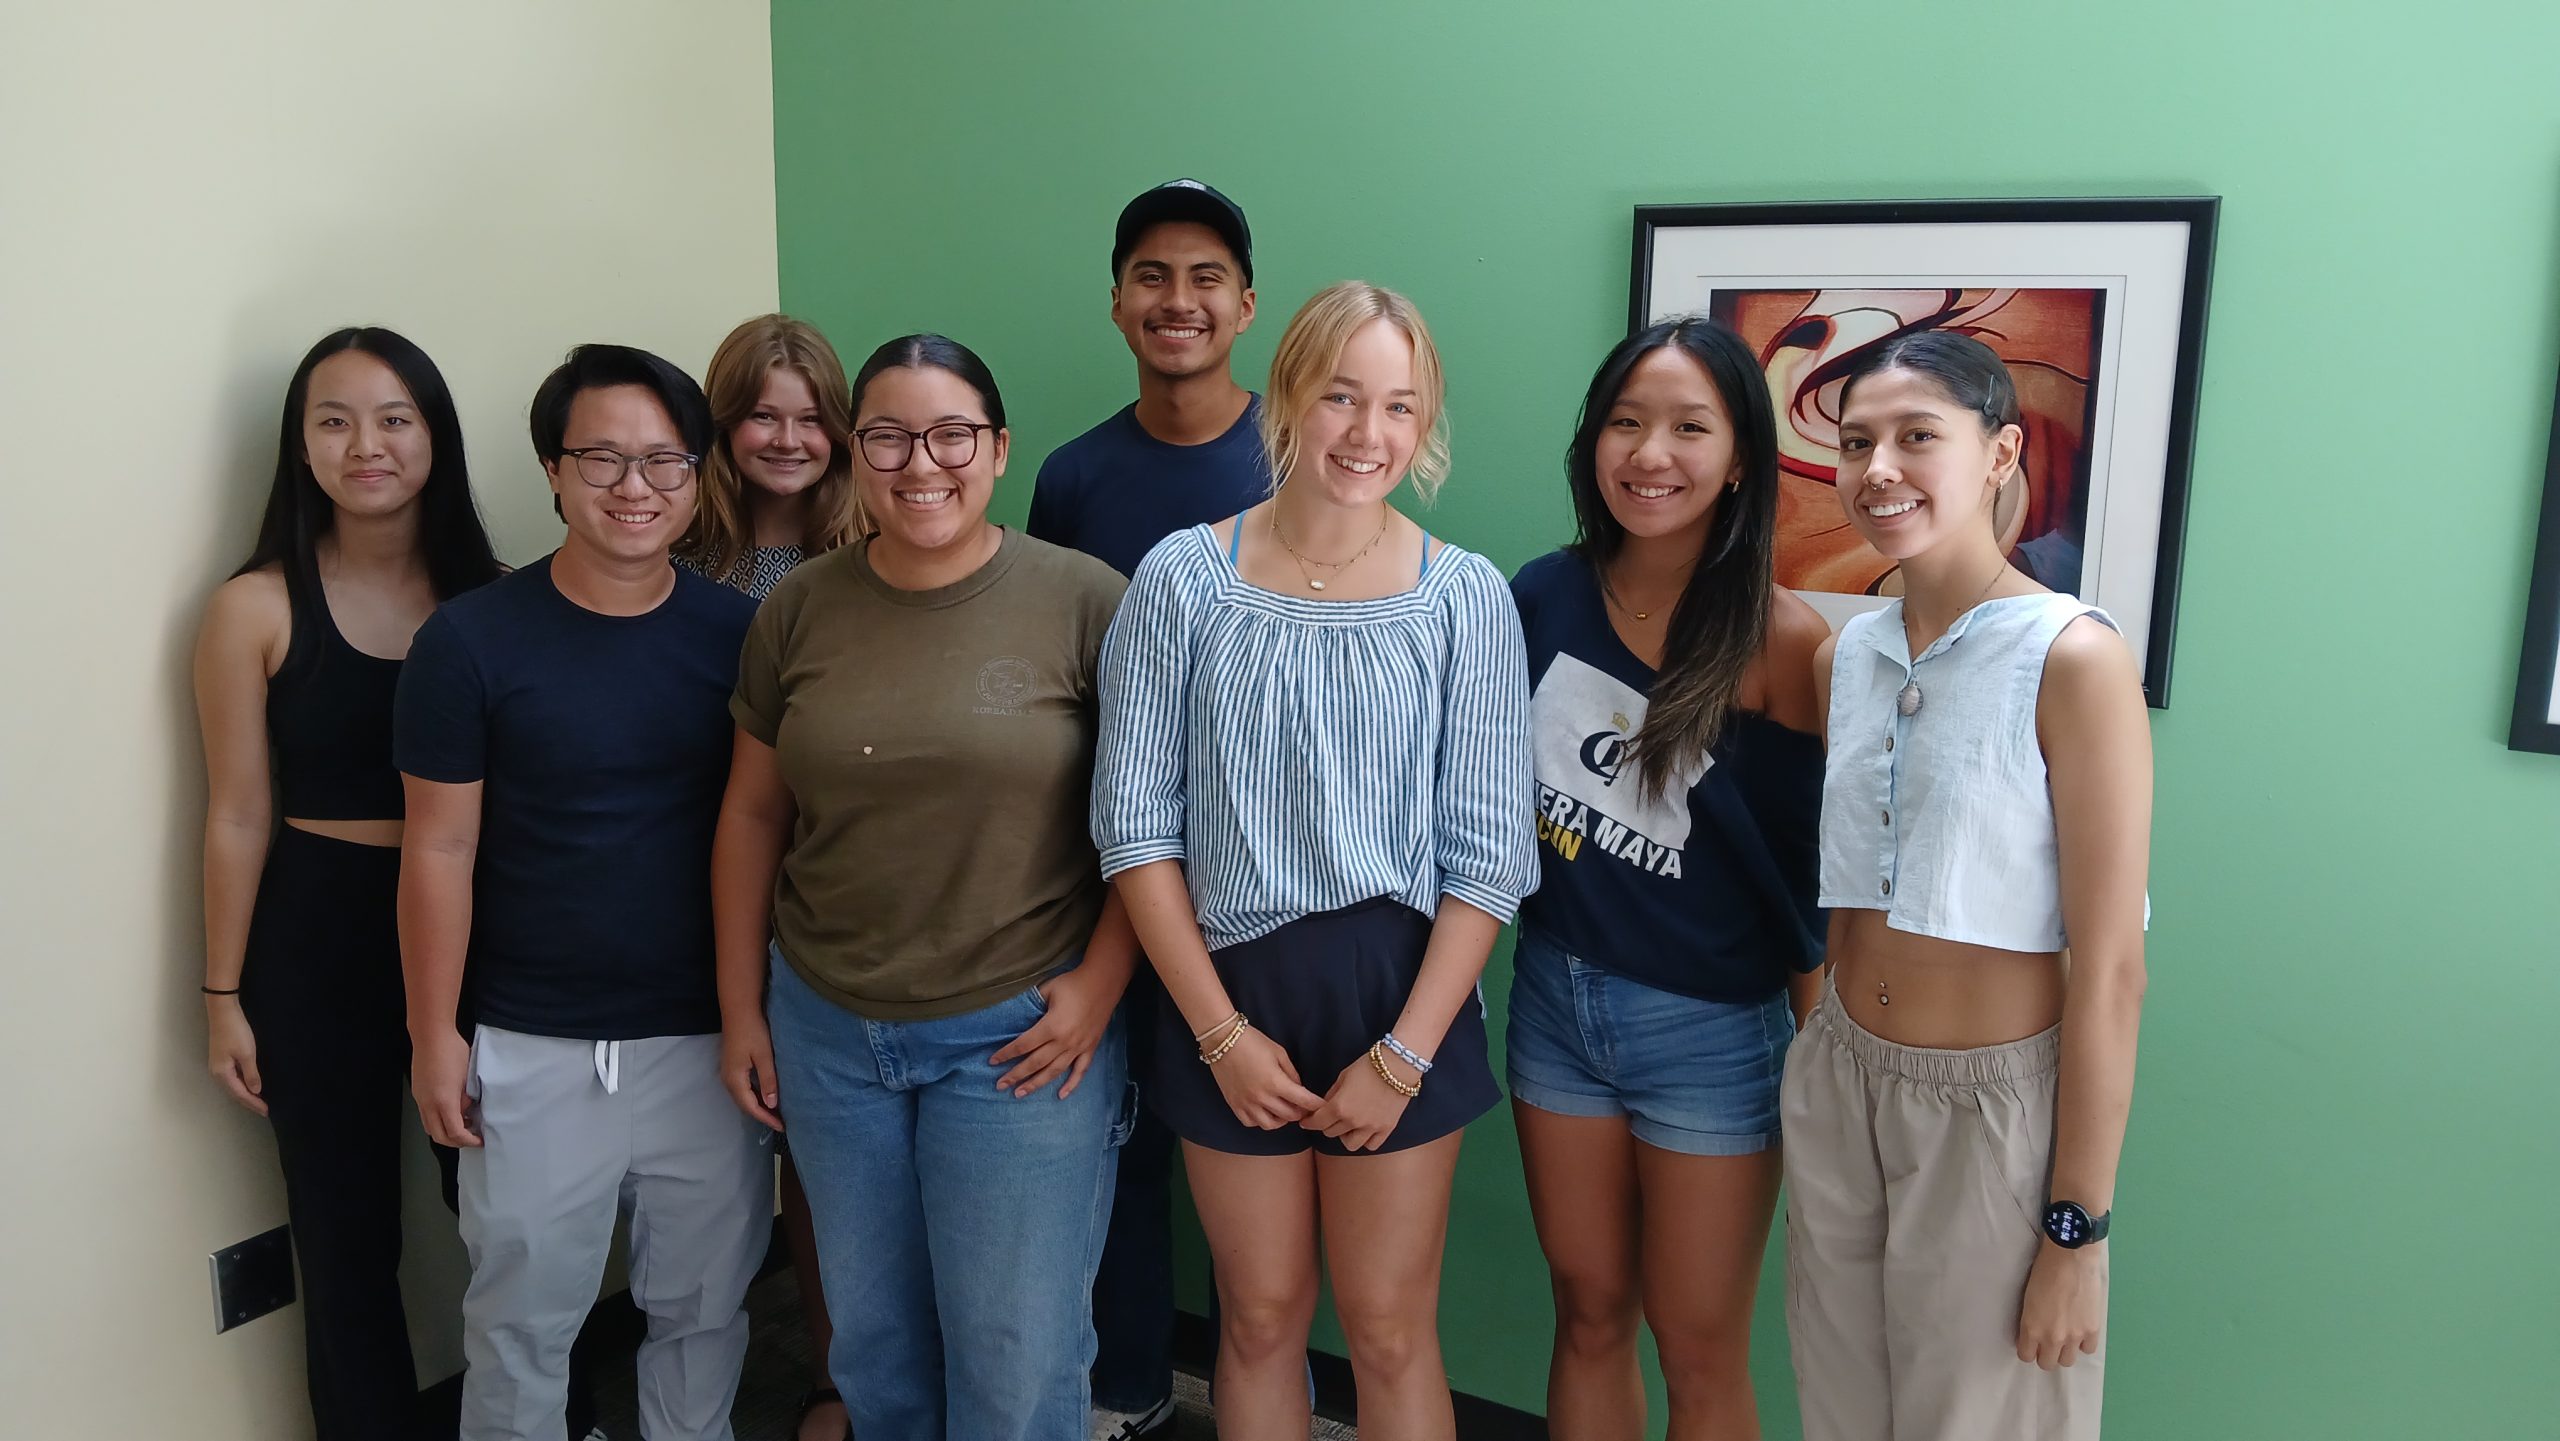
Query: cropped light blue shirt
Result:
<box><xmin>1818</xmin><ymin>593</ymin><xmax>2149</xmax><ymax>952</ymax></box>
<box><xmin>1091</xmin><ymin>523</ymin><xmax>1539</xmax><ymax>950</ymax></box>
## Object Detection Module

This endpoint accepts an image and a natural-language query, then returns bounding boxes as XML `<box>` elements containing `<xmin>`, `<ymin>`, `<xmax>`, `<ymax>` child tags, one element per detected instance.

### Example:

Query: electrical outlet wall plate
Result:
<box><xmin>208</xmin><ymin>1225</ymin><xmax>295</xmax><ymax>1333</ymax></box>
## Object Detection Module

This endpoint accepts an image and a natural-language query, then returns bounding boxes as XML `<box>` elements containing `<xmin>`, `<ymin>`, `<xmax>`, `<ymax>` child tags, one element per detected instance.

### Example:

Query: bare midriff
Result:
<box><xmin>283</xmin><ymin>816</ymin><xmax>403</xmax><ymax>848</ymax></box>
<box><xmin>1829</xmin><ymin>908</ymin><xmax>2065</xmax><ymax>1050</ymax></box>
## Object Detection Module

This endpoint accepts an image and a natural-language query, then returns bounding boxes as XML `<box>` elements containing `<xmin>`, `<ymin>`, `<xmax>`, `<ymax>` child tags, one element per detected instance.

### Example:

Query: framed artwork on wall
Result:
<box><xmin>1632</xmin><ymin>197</ymin><xmax>2218</xmax><ymax>706</ymax></box>
<box><xmin>2508</xmin><ymin>367</ymin><xmax>2560</xmax><ymax>754</ymax></box>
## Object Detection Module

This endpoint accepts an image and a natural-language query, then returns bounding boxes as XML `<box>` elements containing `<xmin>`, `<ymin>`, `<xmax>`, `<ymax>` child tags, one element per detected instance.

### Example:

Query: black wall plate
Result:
<box><xmin>209</xmin><ymin>1224</ymin><xmax>295</xmax><ymax>1333</ymax></box>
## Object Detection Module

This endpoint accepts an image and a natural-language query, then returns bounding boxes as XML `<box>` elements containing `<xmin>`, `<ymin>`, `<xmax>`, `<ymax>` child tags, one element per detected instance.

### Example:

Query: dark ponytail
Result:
<box><xmin>1836</xmin><ymin>328</ymin><xmax>2020</xmax><ymax>434</ymax></box>
<box><xmin>849</xmin><ymin>333</ymin><xmax>1007</xmax><ymax>428</ymax></box>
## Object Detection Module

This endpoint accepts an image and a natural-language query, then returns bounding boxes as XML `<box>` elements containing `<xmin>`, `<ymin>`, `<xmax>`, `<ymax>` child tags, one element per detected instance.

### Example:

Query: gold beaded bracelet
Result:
<box><xmin>1200</xmin><ymin>1015</ymin><xmax>1252</xmax><ymax>1065</ymax></box>
<box><xmin>1368</xmin><ymin>1042</ymin><xmax>1422</xmax><ymax>1099</ymax></box>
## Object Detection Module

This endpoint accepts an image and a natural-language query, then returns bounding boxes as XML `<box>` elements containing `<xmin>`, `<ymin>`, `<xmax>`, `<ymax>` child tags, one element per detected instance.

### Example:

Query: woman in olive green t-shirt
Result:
<box><xmin>708</xmin><ymin>333</ymin><xmax>1138</xmax><ymax>1439</ymax></box>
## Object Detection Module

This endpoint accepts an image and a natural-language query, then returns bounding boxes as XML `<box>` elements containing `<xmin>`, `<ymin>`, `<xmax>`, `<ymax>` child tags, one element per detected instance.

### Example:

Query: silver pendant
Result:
<box><xmin>1896</xmin><ymin>681</ymin><xmax>1922</xmax><ymax>717</ymax></box>
<box><xmin>1308</xmin><ymin>579</ymin><xmax>1326</xmax><ymax>591</ymax></box>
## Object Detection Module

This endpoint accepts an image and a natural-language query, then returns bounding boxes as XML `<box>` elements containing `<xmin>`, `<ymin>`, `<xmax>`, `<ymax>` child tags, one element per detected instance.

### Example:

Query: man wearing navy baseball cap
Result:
<box><xmin>1029</xmin><ymin>179</ymin><xmax>1273</xmax><ymax>1440</ymax></box>
<box><xmin>1111</xmin><ymin>177</ymin><xmax>1254</xmax><ymax>286</ymax></box>
<box><xmin>1031</xmin><ymin>179</ymin><xmax>1265</xmax><ymax>576</ymax></box>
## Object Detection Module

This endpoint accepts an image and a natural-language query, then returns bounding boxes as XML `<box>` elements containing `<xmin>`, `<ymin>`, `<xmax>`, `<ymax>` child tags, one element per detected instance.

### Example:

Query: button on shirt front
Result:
<box><xmin>1817</xmin><ymin>593</ymin><xmax>2147</xmax><ymax>952</ymax></box>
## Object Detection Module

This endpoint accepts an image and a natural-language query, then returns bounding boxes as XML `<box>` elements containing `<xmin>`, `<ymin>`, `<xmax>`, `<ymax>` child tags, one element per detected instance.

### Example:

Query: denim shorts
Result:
<box><xmin>1504</xmin><ymin>926</ymin><xmax>1791</xmax><ymax>1156</ymax></box>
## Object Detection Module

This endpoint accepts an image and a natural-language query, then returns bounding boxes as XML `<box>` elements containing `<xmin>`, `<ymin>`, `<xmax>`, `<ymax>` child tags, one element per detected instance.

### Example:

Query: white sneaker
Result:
<box><xmin>1089</xmin><ymin>1396</ymin><xmax>1175</xmax><ymax>1440</ymax></box>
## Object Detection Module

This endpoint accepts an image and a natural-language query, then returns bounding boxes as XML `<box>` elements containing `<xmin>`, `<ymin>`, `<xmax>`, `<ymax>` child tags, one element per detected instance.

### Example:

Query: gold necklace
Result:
<box><xmin>1269</xmin><ymin>506</ymin><xmax>1388</xmax><ymax>592</ymax></box>
<box><xmin>1598</xmin><ymin>563</ymin><xmax>1686</xmax><ymax>622</ymax></box>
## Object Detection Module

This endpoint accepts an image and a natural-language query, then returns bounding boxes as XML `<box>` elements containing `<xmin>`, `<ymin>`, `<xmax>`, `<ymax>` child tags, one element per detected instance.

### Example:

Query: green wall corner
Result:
<box><xmin>771</xmin><ymin>2</ymin><xmax>2560</xmax><ymax>1434</ymax></box>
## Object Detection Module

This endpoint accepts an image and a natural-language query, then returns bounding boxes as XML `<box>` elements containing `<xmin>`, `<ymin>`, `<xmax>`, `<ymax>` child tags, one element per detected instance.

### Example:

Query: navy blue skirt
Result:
<box><xmin>1149</xmin><ymin>898</ymin><xmax>1500</xmax><ymax>1157</ymax></box>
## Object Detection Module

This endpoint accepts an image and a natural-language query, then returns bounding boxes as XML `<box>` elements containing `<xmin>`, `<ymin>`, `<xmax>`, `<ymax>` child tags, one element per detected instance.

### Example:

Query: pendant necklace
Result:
<box><xmin>1896</xmin><ymin>560</ymin><xmax>2012</xmax><ymax>718</ymax></box>
<box><xmin>1598</xmin><ymin>564</ymin><xmax>1683</xmax><ymax>623</ymax></box>
<box><xmin>1270</xmin><ymin>506</ymin><xmax>1387</xmax><ymax>591</ymax></box>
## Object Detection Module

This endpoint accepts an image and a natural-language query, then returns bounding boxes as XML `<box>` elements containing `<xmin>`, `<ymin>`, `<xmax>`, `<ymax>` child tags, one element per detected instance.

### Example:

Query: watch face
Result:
<box><xmin>2044</xmin><ymin>1202</ymin><xmax>2092</xmax><ymax>1245</ymax></box>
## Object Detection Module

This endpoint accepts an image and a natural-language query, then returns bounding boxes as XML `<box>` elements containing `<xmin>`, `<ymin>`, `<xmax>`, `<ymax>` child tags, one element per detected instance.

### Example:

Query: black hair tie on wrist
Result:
<box><xmin>200</xmin><ymin>985</ymin><xmax>241</xmax><ymax>996</ymax></box>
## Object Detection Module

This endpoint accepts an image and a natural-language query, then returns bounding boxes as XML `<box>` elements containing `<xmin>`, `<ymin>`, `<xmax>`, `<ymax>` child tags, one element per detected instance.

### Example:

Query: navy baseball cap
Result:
<box><xmin>1112</xmin><ymin>179</ymin><xmax>1253</xmax><ymax>287</ymax></box>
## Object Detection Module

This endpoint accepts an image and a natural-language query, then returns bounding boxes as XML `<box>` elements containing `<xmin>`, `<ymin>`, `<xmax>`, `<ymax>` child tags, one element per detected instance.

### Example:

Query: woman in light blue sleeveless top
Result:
<box><xmin>1783</xmin><ymin>331</ymin><xmax>2153</xmax><ymax>1441</ymax></box>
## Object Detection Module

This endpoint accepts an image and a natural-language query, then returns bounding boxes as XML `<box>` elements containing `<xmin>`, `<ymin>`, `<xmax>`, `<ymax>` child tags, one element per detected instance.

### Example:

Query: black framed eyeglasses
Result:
<box><xmin>559</xmin><ymin>447</ymin><xmax>699</xmax><ymax>491</ymax></box>
<box><xmin>854</xmin><ymin>423</ymin><xmax>995</xmax><ymax>473</ymax></box>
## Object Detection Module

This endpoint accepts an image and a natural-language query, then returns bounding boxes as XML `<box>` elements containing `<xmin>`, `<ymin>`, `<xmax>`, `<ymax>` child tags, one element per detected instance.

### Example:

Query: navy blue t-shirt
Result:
<box><xmin>1028</xmin><ymin>396</ymin><xmax>1271</xmax><ymax>578</ymax></box>
<box><xmin>1511</xmin><ymin>550</ymin><xmax>1824</xmax><ymax>1002</ymax></box>
<box><xmin>394</xmin><ymin>556</ymin><xmax>757</xmax><ymax>1040</ymax></box>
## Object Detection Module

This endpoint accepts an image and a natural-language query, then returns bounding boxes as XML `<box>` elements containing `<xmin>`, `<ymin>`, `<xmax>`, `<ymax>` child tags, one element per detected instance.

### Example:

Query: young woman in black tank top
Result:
<box><xmin>194</xmin><ymin>328</ymin><xmax>501</xmax><ymax>1441</ymax></box>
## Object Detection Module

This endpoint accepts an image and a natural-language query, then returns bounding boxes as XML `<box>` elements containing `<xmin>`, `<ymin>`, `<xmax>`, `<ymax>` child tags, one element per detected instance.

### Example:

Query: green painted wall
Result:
<box><xmin>772</xmin><ymin>2</ymin><xmax>2560</xmax><ymax>1434</ymax></box>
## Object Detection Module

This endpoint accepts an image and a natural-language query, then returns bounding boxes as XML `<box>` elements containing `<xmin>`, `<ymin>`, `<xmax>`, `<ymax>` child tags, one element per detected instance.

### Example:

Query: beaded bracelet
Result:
<box><xmin>1200</xmin><ymin>1015</ymin><xmax>1252</xmax><ymax>1065</ymax></box>
<box><xmin>1379</xmin><ymin>1032</ymin><xmax>1433</xmax><ymax>1075</ymax></box>
<box><xmin>1367</xmin><ymin>1042</ymin><xmax>1422</xmax><ymax>1099</ymax></box>
<box><xmin>1191</xmin><ymin>1010</ymin><xmax>1244</xmax><ymax>1046</ymax></box>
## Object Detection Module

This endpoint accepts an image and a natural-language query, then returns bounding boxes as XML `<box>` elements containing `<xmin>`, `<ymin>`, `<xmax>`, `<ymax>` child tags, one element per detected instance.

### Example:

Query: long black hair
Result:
<box><xmin>1564</xmin><ymin>316</ymin><xmax>1781</xmax><ymax>802</ymax></box>
<box><xmin>233</xmin><ymin>327</ymin><xmax>503</xmax><ymax>619</ymax></box>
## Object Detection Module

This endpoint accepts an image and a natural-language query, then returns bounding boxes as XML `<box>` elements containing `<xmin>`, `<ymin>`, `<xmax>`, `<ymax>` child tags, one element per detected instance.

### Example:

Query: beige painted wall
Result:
<box><xmin>0</xmin><ymin>4</ymin><xmax>776</xmax><ymax>1435</ymax></box>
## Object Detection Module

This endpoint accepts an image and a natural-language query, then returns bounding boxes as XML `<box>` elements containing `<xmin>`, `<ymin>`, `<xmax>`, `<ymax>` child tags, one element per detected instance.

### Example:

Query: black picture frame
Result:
<box><xmin>2508</xmin><ymin>366</ymin><xmax>2560</xmax><ymax>754</ymax></box>
<box><xmin>1632</xmin><ymin>197</ymin><xmax>2218</xmax><ymax>707</ymax></box>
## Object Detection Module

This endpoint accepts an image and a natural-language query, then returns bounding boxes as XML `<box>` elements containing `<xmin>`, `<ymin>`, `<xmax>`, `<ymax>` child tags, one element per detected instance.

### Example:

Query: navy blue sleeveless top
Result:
<box><xmin>1510</xmin><ymin>550</ymin><xmax>1824</xmax><ymax>1002</ymax></box>
<box><xmin>266</xmin><ymin>580</ymin><xmax>406</xmax><ymax>821</ymax></box>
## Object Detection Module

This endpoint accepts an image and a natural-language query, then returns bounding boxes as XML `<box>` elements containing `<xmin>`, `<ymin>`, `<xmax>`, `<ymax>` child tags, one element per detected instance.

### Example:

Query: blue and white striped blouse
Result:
<box><xmin>1092</xmin><ymin>522</ymin><xmax>1539</xmax><ymax>950</ymax></box>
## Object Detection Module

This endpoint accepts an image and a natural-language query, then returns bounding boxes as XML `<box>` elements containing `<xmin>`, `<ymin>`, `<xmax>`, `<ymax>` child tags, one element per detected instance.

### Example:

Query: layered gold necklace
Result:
<box><xmin>1269</xmin><ymin>506</ymin><xmax>1388</xmax><ymax>592</ymax></box>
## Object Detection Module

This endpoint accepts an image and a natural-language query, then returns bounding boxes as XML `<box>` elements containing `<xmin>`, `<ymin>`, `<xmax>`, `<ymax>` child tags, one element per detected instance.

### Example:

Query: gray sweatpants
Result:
<box><xmin>1779</xmin><ymin>977</ymin><xmax>2103</xmax><ymax>1441</ymax></box>
<box><xmin>458</xmin><ymin>1026</ymin><xmax>774</xmax><ymax>1441</ymax></box>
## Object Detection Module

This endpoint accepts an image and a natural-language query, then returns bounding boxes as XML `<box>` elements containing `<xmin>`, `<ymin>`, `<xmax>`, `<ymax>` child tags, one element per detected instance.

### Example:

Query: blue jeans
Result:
<box><xmin>767</xmin><ymin>952</ymin><xmax>1132</xmax><ymax>1441</ymax></box>
<box><xmin>1505</xmin><ymin>927</ymin><xmax>1791</xmax><ymax>1156</ymax></box>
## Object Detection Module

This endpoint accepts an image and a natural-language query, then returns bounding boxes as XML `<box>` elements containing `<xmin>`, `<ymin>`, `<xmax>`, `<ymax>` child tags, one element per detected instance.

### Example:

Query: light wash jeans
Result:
<box><xmin>767</xmin><ymin>950</ymin><xmax>1132</xmax><ymax>1441</ymax></box>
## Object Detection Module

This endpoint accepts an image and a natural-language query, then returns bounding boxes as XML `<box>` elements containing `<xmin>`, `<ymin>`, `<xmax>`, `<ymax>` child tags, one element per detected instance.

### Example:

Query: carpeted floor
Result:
<box><xmin>589</xmin><ymin>1269</ymin><xmax>1357</xmax><ymax>1440</ymax></box>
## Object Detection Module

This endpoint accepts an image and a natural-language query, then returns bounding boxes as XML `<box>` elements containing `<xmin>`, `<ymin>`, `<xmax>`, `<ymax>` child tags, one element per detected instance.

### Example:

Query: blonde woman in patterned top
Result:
<box><xmin>677</xmin><ymin>314</ymin><xmax>861</xmax><ymax>603</ymax></box>
<box><xmin>676</xmin><ymin>313</ymin><xmax>861</xmax><ymax>1441</ymax></box>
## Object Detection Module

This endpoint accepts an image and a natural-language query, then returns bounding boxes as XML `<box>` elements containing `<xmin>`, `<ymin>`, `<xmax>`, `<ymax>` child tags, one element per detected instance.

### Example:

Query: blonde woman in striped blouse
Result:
<box><xmin>1092</xmin><ymin>281</ymin><xmax>1536</xmax><ymax>1441</ymax></box>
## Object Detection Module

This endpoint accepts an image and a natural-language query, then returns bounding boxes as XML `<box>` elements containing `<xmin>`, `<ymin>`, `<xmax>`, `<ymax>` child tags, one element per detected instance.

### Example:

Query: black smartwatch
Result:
<box><xmin>2041</xmin><ymin>1200</ymin><xmax>2110</xmax><ymax>1249</ymax></box>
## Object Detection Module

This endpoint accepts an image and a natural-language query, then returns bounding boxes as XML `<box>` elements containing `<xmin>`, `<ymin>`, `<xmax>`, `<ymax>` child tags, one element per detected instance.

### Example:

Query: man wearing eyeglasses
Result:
<box><xmin>1028</xmin><ymin>179</ymin><xmax>1280</xmax><ymax>1441</ymax></box>
<box><xmin>396</xmin><ymin>343</ymin><xmax>771</xmax><ymax>1441</ymax></box>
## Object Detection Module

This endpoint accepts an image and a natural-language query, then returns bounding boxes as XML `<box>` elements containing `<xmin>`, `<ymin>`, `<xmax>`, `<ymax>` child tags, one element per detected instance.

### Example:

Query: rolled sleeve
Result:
<box><xmin>1432</xmin><ymin>558</ymin><xmax>1539</xmax><ymax>921</ymax></box>
<box><xmin>392</xmin><ymin>609</ymin><xmax>488</xmax><ymax>784</ymax></box>
<box><xmin>1091</xmin><ymin>543</ymin><xmax>1196</xmax><ymax>880</ymax></box>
